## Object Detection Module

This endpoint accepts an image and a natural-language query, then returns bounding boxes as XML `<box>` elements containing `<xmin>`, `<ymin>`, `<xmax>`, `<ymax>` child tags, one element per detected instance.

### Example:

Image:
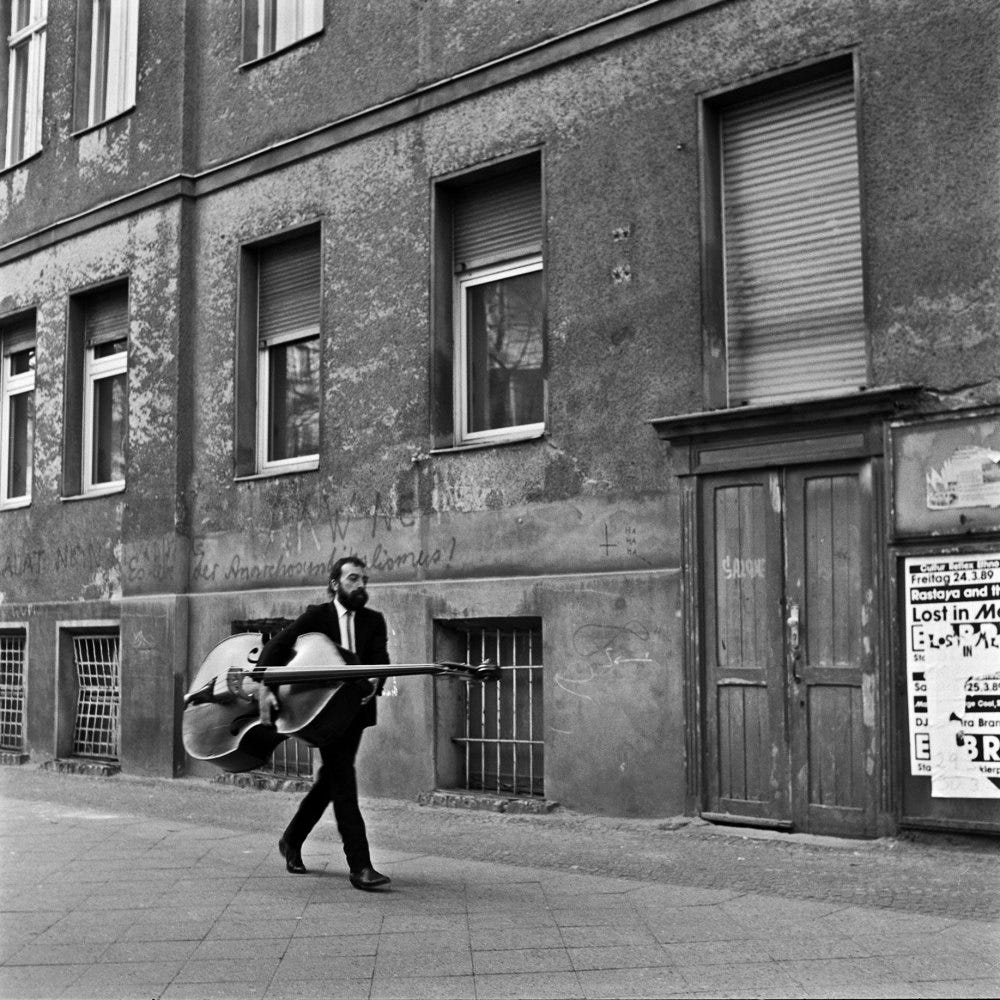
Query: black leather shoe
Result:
<box><xmin>278</xmin><ymin>838</ymin><xmax>307</xmax><ymax>874</ymax></box>
<box><xmin>349</xmin><ymin>866</ymin><xmax>390</xmax><ymax>891</ymax></box>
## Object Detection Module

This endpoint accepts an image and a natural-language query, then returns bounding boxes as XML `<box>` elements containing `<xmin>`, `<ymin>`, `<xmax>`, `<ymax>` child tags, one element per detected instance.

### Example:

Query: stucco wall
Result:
<box><xmin>185</xmin><ymin>568</ymin><xmax>685</xmax><ymax>817</ymax></box>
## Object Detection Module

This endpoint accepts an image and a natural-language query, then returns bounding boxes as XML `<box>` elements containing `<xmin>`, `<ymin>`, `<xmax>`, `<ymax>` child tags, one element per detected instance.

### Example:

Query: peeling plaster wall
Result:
<box><xmin>1</xmin><ymin>205</ymin><xmax>186</xmax><ymax>605</ymax></box>
<box><xmin>860</xmin><ymin>3</ymin><xmax>1000</xmax><ymax>401</ymax></box>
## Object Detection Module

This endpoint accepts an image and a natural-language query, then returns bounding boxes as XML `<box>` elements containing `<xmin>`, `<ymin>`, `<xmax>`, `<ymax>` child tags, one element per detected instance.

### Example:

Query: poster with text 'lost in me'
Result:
<box><xmin>904</xmin><ymin>555</ymin><xmax>1000</xmax><ymax>799</ymax></box>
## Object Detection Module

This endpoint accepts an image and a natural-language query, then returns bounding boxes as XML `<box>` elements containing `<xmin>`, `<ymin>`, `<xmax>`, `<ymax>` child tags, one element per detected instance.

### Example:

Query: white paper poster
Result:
<box><xmin>903</xmin><ymin>555</ymin><xmax>1000</xmax><ymax>798</ymax></box>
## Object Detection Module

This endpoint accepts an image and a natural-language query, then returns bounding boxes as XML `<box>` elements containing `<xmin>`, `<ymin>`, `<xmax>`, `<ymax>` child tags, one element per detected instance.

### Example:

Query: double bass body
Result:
<box><xmin>181</xmin><ymin>633</ymin><xmax>367</xmax><ymax>773</ymax></box>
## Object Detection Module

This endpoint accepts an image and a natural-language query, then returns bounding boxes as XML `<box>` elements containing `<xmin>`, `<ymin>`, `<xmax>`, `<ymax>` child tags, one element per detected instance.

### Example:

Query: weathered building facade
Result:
<box><xmin>1</xmin><ymin>0</ymin><xmax>997</xmax><ymax>837</ymax></box>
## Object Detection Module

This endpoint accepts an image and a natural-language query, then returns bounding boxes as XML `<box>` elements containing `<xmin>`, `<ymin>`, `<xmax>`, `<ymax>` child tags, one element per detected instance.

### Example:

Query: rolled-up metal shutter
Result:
<box><xmin>258</xmin><ymin>232</ymin><xmax>320</xmax><ymax>345</ymax></box>
<box><xmin>453</xmin><ymin>165</ymin><xmax>542</xmax><ymax>273</ymax></box>
<box><xmin>1</xmin><ymin>315</ymin><xmax>35</xmax><ymax>356</ymax></box>
<box><xmin>723</xmin><ymin>72</ymin><xmax>867</xmax><ymax>405</ymax></box>
<box><xmin>84</xmin><ymin>286</ymin><xmax>128</xmax><ymax>347</ymax></box>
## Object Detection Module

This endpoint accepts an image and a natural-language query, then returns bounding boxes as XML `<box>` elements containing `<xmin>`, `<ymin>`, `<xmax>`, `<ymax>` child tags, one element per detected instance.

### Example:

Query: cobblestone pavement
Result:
<box><xmin>1</xmin><ymin>766</ymin><xmax>998</xmax><ymax>999</ymax></box>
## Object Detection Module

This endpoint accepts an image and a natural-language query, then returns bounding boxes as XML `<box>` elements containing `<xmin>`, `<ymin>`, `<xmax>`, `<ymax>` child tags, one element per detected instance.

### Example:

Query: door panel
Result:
<box><xmin>786</xmin><ymin>464</ymin><xmax>876</xmax><ymax>835</ymax></box>
<box><xmin>703</xmin><ymin>473</ymin><xmax>789</xmax><ymax>824</ymax></box>
<box><xmin>702</xmin><ymin>461</ymin><xmax>878</xmax><ymax>836</ymax></box>
<box><xmin>717</xmin><ymin>684</ymin><xmax>772</xmax><ymax>804</ymax></box>
<box><xmin>807</xmin><ymin>684</ymin><xmax>865</xmax><ymax>808</ymax></box>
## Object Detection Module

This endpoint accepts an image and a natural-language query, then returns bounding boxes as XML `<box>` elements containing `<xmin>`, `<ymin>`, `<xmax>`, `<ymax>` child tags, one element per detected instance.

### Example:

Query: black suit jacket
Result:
<box><xmin>257</xmin><ymin>601</ymin><xmax>390</xmax><ymax>729</ymax></box>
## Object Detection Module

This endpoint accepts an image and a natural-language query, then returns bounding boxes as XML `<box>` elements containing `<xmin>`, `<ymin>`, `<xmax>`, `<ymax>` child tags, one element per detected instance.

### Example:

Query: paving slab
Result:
<box><xmin>1</xmin><ymin>767</ymin><xmax>998</xmax><ymax>999</ymax></box>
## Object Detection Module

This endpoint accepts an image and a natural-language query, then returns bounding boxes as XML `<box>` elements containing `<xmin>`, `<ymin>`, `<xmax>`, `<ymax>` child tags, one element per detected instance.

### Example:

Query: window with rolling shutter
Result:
<box><xmin>439</xmin><ymin>158</ymin><xmax>545</xmax><ymax>447</ymax></box>
<box><xmin>721</xmin><ymin>71</ymin><xmax>868</xmax><ymax>405</ymax></box>
<box><xmin>81</xmin><ymin>284</ymin><xmax>128</xmax><ymax>493</ymax></box>
<box><xmin>241</xmin><ymin>230</ymin><xmax>321</xmax><ymax>476</ymax></box>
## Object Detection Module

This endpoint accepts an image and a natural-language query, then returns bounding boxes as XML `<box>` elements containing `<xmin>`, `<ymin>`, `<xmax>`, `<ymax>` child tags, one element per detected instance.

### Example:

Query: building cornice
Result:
<box><xmin>0</xmin><ymin>0</ymin><xmax>724</xmax><ymax>266</ymax></box>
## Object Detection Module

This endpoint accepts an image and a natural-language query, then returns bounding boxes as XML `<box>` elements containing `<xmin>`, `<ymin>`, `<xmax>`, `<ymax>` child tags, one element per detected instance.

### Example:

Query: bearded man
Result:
<box><xmin>253</xmin><ymin>555</ymin><xmax>391</xmax><ymax>891</ymax></box>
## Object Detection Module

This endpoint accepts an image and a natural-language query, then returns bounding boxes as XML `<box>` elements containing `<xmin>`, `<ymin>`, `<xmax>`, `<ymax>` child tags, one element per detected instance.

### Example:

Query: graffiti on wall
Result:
<box><xmin>0</xmin><ymin>539</ymin><xmax>113</xmax><ymax>580</ymax></box>
<box><xmin>599</xmin><ymin>521</ymin><xmax>650</xmax><ymax>565</ymax></box>
<box><xmin>554</xmin><ymin>620</ymin><xmax>656</xmax><ymax>701</ymax></box>
<box><xmin>2</xmin><ymin>492</ymin><xmax>661</xmax><ymax>596</ymax></box>
<box><xmin>191</xmin><ymin>490</ymin><xmax>459</xmax><ymax>587</ymax></box>
<box><xmin>124</xmin><ymin>538</ymin><xmax>178</xmax><ymax>585</ymax></box>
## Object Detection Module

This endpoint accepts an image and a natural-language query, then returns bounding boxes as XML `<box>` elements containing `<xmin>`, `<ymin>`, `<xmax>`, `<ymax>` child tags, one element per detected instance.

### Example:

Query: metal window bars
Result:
<box><xmin>0</xmin><ymin>633</ymin><xmax>26</xmax><ymax>752</ymax></box>
<box><xmin>72</xmin><ymin>633</ymin><xmax>120</xmax><ymax>760</ymax></box>
<box><xmin>261</xmin><ymin>736</ymin><xmax>315</xmax><ymax>779</ymax></box>
<box><xmin>453</xmin><ymin>623</ymin><xmax>544</xmax><ymax>797</ymax></box>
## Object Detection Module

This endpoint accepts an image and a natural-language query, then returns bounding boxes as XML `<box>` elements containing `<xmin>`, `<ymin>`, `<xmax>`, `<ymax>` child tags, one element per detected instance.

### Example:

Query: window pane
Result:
<box><xmin>88</xmin><ymin>0</ymin><xmax>135</xmax><ymax>124</ymax></box>
<box><xmin>89</xmin><ymin>0</ymin><xmax>111</xmax><ymax>122</ymax></box>
<box><xmin>9</xmin><ymin>347</ymin><xmax>34</xmax><ymax>377</ymax></box>
<box><xmin>93</xmin><ymin>337</ymin><xmax>126</xmax><ymax>359</ymax></box>
<box><xmin>267</xmin><ymin>337</ymin><xmax>319</xmax><ymax>461</ymax></box>
<box><xmin>92</xmin><ymin>371</ymin><xmax>126</xmax><ymax>483</ymax></box>
<box><xmin>6</xmin><ymin>391</ymin><xmax>33</xmax><ymax>499</ymax></box>
<box><xmin>466</xmin><ymin>270</ymin><xmax>543</xmax><ymax>433</ymax></box>
<box><xmin>258</xmin><ymin>0</ymin><xmax>321</xmax><ymax>57</ymax></box>
<box><xmin>12</xmin><ymin>0</ymin><xmax>31</xmax><ymax>32</ymax></box>
<box><xmin>8</xmin><ymin>45</ymin><xmax>30</xmax><ymax>163</ymax></box>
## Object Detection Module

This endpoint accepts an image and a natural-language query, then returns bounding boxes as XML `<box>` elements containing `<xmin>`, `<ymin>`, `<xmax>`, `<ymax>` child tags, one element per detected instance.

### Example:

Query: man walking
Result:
<box><xmin>253</xmin><ymin>555</ymin><xmax>391</xmax><ymax>891</ymax></box>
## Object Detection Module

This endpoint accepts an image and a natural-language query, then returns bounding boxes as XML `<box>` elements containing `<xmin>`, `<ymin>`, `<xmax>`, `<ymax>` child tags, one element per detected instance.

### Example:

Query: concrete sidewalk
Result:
<box><xmin>0</xmin><ymin>774</ymin><xmax>998</xmax><ymax>999</ymax></box>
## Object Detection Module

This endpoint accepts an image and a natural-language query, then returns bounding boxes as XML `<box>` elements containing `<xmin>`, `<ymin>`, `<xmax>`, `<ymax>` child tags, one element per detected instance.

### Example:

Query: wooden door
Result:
<box><xmin>784</xmin><ymin>463</ymin><xmax>877</xmax><ymax>836</ymax></box>
<box><xmin>702</xmin><ymin>470</ymin><xmax>790</xmax><ymax>826</ymax></box>
<box><xmin>701</xmin><ymin>461</ymin><xmax>878</xmax><ymax>836</ymax></box>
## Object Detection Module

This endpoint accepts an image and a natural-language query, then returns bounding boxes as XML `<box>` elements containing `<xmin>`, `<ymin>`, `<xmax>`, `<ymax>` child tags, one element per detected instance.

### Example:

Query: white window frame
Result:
<box><xmin>85</xmin><ymin>0</ymin><xmax>138</xmax><ymax>128</ymax></box>
<box><xmin>244</xmin><ymin>0</ymin><xmax>322</xmax><ymax>62</ymax></box>
<box><xmin>4</xmin><ymin>0</ymin><xmax>47</xmax><ymax>168</ymax></box>
<box><xmin>454</xmin><ymin>255</ymin><xmax>545</xmax><ymax>447</ymax></box>
<box><xmin>256</xmin><ymin>326</ymin><xmax>320</xmax><ymax>476</ymax></box>
<box><xmin>82</xmin><ymin>341</ymin><xmax>126</xmax><ymax>495</ymax></box>
<box><xmin>0</xmin><ymin>339</ymin><xmax>34</xmax><ymax>508</ymax></box>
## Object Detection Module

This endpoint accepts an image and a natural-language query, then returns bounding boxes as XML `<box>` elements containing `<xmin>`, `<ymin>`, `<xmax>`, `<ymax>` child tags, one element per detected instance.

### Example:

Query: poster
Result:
<box><xmin>891</xmin><ymin>410</ymin><xmax>1000</xmax><ymax>538</ymax></box>
<box><xmin>903</xmin><ymin>554</ymin><xmax>1000</xmax><ymax>798</ymax></box>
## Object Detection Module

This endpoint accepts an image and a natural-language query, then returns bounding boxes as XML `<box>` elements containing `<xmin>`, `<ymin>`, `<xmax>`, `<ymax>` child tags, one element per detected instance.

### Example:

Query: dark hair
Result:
<box><xmin>329</xmin><ymin>555</ymin><xmax>367</xmax><ymax>586</ymax></box>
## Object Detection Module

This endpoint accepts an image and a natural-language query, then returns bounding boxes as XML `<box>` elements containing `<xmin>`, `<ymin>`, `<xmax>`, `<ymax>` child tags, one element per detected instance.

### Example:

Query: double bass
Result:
<box><xmin>182</xmin><ymin>632</ymin><xmax>499</xmax><ymax>773</ymax></box>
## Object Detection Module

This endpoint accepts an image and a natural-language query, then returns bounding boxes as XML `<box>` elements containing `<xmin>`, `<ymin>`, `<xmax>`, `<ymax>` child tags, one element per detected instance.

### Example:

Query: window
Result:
<box><xmin>0</xmin><ymin>630</ymin><xmax>27</xmax><ymax>754</ymax></box>
<box><xmin>71</xmin><ymin>631</ymin><xmax>120</xmax><ymax>760</ymax></box>
<box><xmin>3</xmin><ymin>0</ymin><xmax>47</xmax><ymax>167</ymax></box>
<box><xmin>237</xmin><ymin>229</ymin><xmax>320</xmax><ymax>477</ymax></box>
<box><xmin>73</xmin><ymin>0</ymin><xmax>139</xmax><ymax>131</ymax></box>
<box><xmin>434</xmin><ymin>619</ymin><xmax>544</xmax><ymax>798</ymax></box>
<box><xmin>0</xmin><ymin>314</ymin><xmax>35</xmax><ymax>507</ymax></box>
<box><xmin>703</xmin><ymin>61</ymin><xmax>868</xmax><ymax>406</ymax></box>
<box><xmin>242</xmin><ymin>0</ymin><xmax>322</xmax><ymax>63</ymax></box>
<box><xmin>433</xmin><ymin>156</ymin><xmax>545</xmax><ymax>448</ymax></box>
<box><xmin>64</xmin><ymin>283</ymin><xmax>128</xmax><ymax>497</ymax></box>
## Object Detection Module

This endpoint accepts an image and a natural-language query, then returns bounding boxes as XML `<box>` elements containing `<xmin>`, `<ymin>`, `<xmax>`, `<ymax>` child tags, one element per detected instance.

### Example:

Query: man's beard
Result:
<box><xmin>338</xmin><ymin>587</ymin><xmax>368</xmax><ymax>611</ymax></box>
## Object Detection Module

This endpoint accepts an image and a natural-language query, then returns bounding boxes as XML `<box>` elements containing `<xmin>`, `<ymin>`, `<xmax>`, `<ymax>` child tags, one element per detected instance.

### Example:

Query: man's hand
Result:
<box><xmin>360</xmin><ymin>678</ymin><xmax>379</xmax><ymax>705</ymax></box>
<box><xmin>241</xmin><ymin>678</ymin><xmax>281</xmax><ymax>725</ymax></box>
<box><xmin>258</xmin><ymin>687</ymin><xmax>280</xmax><ymax>725</ymax></box>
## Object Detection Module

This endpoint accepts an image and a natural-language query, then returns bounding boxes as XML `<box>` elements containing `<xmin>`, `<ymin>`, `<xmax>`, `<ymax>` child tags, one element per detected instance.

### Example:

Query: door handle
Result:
<box><xmin>787</xmin><ymin>602</ymin><xmax>802</xmax><ymax>683</ymax></box>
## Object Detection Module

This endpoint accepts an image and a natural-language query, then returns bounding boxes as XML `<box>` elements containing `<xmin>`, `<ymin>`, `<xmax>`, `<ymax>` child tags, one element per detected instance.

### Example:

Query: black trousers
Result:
<box><xmin>282</xmin><ymin>714</ymin><xmax>372</xmax><ymax>872</ymax></box>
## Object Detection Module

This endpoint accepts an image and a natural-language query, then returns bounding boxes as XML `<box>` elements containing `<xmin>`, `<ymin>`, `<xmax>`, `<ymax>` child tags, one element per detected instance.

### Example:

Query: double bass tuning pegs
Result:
<box><xmin>472</xmin><ymin>660</ymin><xmax>502</xmax><ymax>682</ymax></box>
